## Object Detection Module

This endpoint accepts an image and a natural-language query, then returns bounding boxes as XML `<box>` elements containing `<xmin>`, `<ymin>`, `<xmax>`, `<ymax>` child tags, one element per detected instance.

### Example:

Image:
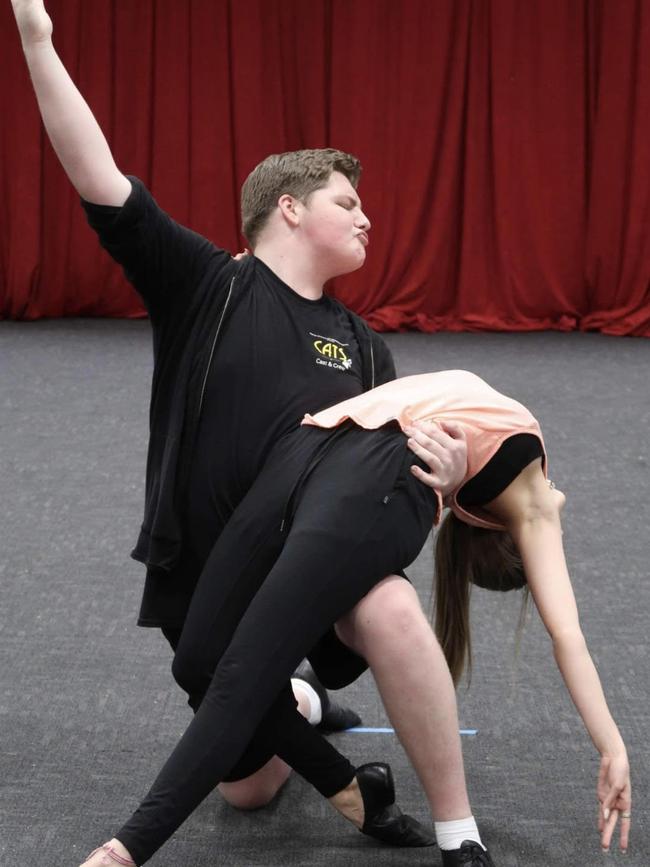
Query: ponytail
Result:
<box><xmin>433</xmin><ymin>512</ymin><xmax>527</xmax><ymax>686</ymax></box>
<box><xmin>434</xmin><ymin>513</ymin><xmax>474</xmax><ymax>686</ymax></box>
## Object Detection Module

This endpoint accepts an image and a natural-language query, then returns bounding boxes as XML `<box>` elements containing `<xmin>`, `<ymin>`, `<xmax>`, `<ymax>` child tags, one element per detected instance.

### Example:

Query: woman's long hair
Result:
<box><xmin>434</xmin><ymin>511</ymin><xmax>527</xmax><ymax>686</ymax></box>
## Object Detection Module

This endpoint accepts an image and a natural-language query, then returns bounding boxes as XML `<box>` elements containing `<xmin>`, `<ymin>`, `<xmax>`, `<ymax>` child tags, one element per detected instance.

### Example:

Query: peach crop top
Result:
<box><xmin>302</xmin><ymin>370</ymin><xmax>546</xmax><ymax>530</ymax></box>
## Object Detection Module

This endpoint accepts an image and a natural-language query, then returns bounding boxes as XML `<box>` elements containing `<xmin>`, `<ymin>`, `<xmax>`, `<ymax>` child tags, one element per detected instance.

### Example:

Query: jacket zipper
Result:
<box><xmin>198</xmin><ymin>274</ymin><xmax>236</xmax><ymax>419</ymax></box>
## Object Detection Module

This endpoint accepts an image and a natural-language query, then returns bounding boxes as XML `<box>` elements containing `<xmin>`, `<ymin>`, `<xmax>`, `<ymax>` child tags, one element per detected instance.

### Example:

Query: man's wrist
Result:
<box><xmin>22</xmin><ymin>35</ymin><xmax>53</xmax><ymax>52</ymax></box>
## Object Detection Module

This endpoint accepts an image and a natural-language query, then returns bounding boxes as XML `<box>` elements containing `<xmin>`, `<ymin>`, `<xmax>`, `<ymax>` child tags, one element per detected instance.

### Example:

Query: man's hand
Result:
<box><xmin>403</xmin><ymin>420</ymin><xmax>467</xmax><ymax>498</ymax></box>
<box><xmin>10</xmin><ymin>0</ymin><xmax>130</xmax><ymax>206</ymax></box>
<box><xmin>11</xmin><ymin>0</ymin><xmax>53</xmax><ymax>45</ymax></box>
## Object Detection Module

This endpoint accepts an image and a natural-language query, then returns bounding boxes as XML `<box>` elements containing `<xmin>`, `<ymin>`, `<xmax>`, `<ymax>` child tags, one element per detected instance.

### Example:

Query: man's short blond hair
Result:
<box><xmin>241</xmin><ymin>148</ymin><xmax>361</xmax><ymax>246</ymax></box>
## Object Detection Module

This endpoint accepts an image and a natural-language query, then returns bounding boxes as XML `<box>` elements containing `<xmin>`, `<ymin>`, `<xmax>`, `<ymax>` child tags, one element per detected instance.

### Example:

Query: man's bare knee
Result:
<box><xmin>337</xmin><ymin>575</ymin><xmax>426</xmax><ymax>655</ymax></box>
<box><xmin>218</xmin><ymin>779</ymin><xmax>276</xmax><ymax>810</ymax></box>
<box><xmin>357</xmin><ymin>576</ymin><xmax>423</xmax><ymax>630</ymax></box>
<box><xmin>218</xmin><ymin>756</ymin><xmax>291</xmax><ymax>810</ymax></box>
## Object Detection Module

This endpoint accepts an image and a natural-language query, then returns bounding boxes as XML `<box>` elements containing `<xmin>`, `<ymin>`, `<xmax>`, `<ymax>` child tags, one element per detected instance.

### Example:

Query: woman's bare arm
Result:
<box><xmin>487</xmin><ymin>462</ymin><xmax>631</xmax><ymax>852</ymax></box>
<box><xmin>11</xmin><ymin>0</ymin><xmax>131</xmax><ymax>205</ymax></box>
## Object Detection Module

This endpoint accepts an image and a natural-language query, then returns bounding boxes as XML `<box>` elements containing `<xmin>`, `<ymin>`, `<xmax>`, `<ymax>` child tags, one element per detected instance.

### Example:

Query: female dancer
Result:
<box><xmin>82</xmin><ymin>370</ymin><xmax>630</xmax><ymax>867</ymax></box>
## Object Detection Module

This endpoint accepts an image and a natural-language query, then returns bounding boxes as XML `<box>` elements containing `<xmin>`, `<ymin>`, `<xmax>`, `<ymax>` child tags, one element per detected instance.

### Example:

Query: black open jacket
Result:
<box><xmin>83</xmin><ymin>178</ymin><xmax>397</xmax><ymax>588</ymax></box>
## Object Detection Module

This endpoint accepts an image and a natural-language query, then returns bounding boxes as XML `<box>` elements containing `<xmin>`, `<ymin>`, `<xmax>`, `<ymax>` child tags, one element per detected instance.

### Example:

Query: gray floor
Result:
<box><xmin>1</xmin><ymin>321</ymin><xmax>648</xmax><ymax>866</ymax></box>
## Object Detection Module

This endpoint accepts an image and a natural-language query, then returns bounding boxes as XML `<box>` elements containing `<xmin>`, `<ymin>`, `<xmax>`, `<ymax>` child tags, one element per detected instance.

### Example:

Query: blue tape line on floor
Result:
<box><xmin>348</xmin><ymin>727</ymin><xmax>478</xmax><ymax>736</ymax></box>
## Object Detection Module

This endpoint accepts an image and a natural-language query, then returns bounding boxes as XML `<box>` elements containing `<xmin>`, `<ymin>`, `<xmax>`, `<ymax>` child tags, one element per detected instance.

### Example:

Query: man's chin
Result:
<box><xmin>332</xmin><ymin>252</ymin><xmax>366</xmax><ymax>279</ymax></box>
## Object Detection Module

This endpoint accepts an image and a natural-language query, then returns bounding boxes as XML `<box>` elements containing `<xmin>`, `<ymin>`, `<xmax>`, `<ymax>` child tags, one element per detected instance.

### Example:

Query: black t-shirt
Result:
<box><xmin>81</xmin><ymin>178</ymin><xmax>396</xmax><ymax>586</ymax></box>
<box><xmin>190</xmin><ymin>257</ymin><xmax>364</xmax><ymax>519</ymax></box>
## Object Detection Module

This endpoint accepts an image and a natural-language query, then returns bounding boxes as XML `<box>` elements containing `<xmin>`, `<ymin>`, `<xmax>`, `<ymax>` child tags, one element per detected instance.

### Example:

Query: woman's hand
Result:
<box><xmin>597</xmin><ymin>752</ymin><xmax>631</xmax><ymax>852</ymax></box>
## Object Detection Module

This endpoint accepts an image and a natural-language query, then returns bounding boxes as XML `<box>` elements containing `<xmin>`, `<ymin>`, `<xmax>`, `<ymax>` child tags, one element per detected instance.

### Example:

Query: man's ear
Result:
<box><xmin>277</xmin><ymin>194</ymin><xmax>301</xmax><ymax>228</ymax></box>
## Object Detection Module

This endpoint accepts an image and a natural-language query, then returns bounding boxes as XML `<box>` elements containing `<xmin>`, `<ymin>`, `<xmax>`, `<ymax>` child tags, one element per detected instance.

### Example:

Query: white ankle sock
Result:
<box><xmin>434</xmin><ymin>816</ymin><xmax>484</xmax><ymax>851</ymax></box>
<box><xmin>290</xmin><ymin>678</ymin><xmax>322</xmax><ymax>726</ymax></box>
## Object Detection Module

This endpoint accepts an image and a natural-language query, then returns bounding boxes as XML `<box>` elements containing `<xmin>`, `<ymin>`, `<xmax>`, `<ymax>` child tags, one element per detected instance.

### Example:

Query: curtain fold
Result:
<box><xmin>1</xmin><ymin>0</ymin><xmax>648</xmax><ymax>335</ymax></box>
<box><xmin>582</xmin><ymin>0</ymin><xmax>650</xmax><ymax>335</ymax></box>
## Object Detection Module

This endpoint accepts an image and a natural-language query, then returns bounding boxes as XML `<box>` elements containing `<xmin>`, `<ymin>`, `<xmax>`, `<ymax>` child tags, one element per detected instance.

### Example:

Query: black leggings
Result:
<box><xmin>117</xmin><ymin>425</ymin><xmax>438</xmax><ymax>864</ymax></box>
<box><xmin>162</xmin><ymin>426</ymin><xmax>360</xmax><ymax>790</ymax></box>
<box><xmin>159</xmin><ymin>625</ymin><xmax>355</xmax><ymax>786</ymax></box>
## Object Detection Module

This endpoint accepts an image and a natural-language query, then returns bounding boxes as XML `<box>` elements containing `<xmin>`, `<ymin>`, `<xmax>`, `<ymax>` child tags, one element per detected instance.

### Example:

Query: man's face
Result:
<box><xmin>297</xmin><ymin>171</ymin><xmax>371</xmax><ymax>277</ymax></box>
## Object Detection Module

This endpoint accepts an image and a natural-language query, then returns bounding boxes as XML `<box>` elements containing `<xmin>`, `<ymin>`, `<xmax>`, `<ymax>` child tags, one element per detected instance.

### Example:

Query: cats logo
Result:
<box><xmin>312</xmin><ymin>338</ymin><xmax>353</xmax><ymax>372</ymax></box>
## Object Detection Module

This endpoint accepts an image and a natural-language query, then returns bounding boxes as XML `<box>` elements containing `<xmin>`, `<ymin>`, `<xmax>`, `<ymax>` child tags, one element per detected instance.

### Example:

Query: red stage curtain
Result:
<box><xmin>1</xmin><ymin>0</ymin><xmax>649</xmax><ymax>335</ymax></box>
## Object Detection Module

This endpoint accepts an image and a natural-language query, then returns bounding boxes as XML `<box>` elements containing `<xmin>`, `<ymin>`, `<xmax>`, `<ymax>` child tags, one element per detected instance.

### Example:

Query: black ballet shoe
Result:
<box><xmin>292</xmin><ymin>660</ymin><xmax>362</xmax><ymax>732</ymax></box>
<box><xmin>441</xmin><ymin>840</ymin><xmax>496</xmax><ymax>866</ymax></box>
<box><xmin>356</xmin><ymin>762</ymin><xmax>437</xmax><ymax>847</ymax></box>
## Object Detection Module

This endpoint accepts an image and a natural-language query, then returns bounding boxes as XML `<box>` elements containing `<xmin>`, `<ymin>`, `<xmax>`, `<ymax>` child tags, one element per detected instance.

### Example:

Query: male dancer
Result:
<box><xmin>11</xmin><ymin>3</ymin><xmax>490</xmax><ymax>865</ymax></box>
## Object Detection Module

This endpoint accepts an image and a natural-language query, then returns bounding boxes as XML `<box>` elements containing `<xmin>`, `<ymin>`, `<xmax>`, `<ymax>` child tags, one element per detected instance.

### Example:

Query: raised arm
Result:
<box><xmin>491</xmin><ymin>462</ymin><xmax>631</xmax><ymax>853</ymax></box>
<box><xmin>11</xmin><ymin>0</ymin><xmax>131</xmax><ymax>205</ymax></box>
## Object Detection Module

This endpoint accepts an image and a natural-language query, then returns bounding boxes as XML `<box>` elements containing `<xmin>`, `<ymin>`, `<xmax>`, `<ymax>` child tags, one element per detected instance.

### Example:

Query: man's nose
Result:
<box><xmin>357</xmin><ymin>210</ymin><xmax>371</xmax><ymax>231</ymax></box>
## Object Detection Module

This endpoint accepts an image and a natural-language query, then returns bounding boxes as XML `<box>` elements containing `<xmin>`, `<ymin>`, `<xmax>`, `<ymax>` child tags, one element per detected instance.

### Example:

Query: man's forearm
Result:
<box><xmin>17</xmin><ymin>10</ymin><xmax>130</xmax><ymax>205</ymax></box>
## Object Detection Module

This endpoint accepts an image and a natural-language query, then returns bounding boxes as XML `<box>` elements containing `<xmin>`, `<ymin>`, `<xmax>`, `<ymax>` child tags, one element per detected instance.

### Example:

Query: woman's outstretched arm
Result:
<box><xmin>489</xmin><ymin>462</ymin><xmax>631</xmax><ymax>853</ymax></box>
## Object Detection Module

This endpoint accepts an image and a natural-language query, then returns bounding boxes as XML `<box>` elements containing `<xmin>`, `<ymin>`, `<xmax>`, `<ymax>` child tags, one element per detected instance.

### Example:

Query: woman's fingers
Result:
<box><xmin>599</xmin><ymin>784</ymin><xmax>631</xmax><ymax>853</ymax></box>
<box><xmin>600</xmin><ymin>807</ymin><xmax>619</xmax><ymax>851</ymax></box>
<box><xmin>597</xmin><ymin>799</ymin><xmax>605</xmax><ymax>833</ymax></box>
<box><xmin>619</xmin><ymin>811</ymin><xmax>631</xmax><ymax>853</ymax></box>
